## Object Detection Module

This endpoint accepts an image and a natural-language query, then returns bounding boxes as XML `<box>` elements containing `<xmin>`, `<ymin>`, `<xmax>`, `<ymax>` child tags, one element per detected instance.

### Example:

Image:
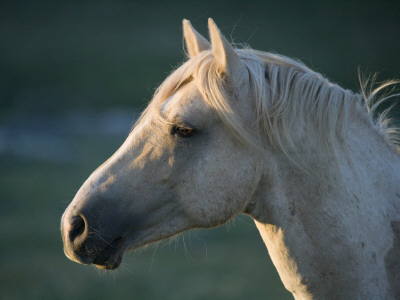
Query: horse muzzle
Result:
<box><xmin>60</xmin><ymin>208</ymin><xmax>125</xmax><ymax>270</ymax></box>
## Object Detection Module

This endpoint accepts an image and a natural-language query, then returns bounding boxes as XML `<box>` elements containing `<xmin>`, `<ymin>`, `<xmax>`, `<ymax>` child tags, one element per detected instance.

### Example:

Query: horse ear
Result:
<box><xmin>208</xmin><ymin>18</ymin><xmax>244</xmax><ymax>79</ymax></box>
<box><xmin>183</xmin><ymin>19</ymin><xmax>210</xmax><ymax>58</ymax></box>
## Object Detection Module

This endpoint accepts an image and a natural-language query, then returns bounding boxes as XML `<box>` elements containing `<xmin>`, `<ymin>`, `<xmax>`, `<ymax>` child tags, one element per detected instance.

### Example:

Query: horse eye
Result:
<box><xmin>173</xmin><ymin>126</ymin><xmax>195</xmax><ymax>138</ymax></box>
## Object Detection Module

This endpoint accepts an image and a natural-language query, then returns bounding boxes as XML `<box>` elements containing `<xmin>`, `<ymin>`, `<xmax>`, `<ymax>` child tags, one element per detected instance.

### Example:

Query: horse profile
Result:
<box><xmin>61</xmin><ymin>19</ymin><xmax>400</xmax><ymax>299</ymax></box>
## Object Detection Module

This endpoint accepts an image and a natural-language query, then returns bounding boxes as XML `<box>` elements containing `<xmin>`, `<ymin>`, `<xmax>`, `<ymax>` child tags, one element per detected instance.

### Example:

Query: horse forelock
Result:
<box><xmin>135</xmin><ymin>46</ymin><xmax>400</xmax><ymax>165</ymax></box>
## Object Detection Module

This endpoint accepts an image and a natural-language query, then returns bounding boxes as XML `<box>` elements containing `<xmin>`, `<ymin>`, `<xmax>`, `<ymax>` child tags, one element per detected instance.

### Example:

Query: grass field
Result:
<box><xmin>1</xmin><ymin>1</ymin><xmax>400</xmax><ymax>299</ymax></box>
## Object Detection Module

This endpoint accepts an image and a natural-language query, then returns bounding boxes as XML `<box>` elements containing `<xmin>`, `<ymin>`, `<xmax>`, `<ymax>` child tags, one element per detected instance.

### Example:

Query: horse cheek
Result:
<box><xmin>180</xmin><ymin>143</ymin><xmax>255</xmax><ymax>227</ymax></box>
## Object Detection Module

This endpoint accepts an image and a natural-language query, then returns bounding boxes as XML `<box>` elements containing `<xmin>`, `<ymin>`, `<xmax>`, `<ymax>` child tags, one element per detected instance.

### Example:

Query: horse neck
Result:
<box><xmin>250</xmin><ymin>115</ymin><xmax>400</xmax><ymax>299</ymax></box>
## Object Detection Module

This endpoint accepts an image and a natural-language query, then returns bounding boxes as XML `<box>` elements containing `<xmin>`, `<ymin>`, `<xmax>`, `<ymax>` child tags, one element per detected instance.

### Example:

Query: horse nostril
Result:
<box><xmin>69</xmin><ymin>215</ymin><xmax>86</xmax><ymax>243</ymax></box>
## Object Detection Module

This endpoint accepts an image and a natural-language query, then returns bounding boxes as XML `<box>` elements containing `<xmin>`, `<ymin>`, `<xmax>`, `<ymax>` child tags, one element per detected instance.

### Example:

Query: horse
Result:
<box><xmin>61</xmin><ymin>18</ymin><xmax>400</xmax><ymax>299</ymax></box>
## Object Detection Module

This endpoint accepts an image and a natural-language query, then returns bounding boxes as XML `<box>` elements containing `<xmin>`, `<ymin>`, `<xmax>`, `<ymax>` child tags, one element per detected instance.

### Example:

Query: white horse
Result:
<box><xmin>61</xmin><ymin>19</ymin><xmax>400</xmax><ymax>299</ymax></box>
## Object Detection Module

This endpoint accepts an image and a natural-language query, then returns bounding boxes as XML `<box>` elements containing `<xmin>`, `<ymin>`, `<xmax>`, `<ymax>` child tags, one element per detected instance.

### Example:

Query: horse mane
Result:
<box><xmin>138</xmin><ymin>47</ymin><xmax>400</xmax><ymax>163</ymax></box>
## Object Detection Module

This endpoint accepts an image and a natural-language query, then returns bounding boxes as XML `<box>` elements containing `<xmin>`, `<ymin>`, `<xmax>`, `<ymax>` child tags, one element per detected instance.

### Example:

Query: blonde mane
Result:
<box><xmin>138</xmin><ymin>47</ymin><xmax>400</xmax><ymax>162</ymax></box>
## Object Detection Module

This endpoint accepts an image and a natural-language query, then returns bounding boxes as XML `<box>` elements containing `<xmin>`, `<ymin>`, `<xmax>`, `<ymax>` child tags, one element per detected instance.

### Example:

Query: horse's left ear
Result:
<box><xmin>183</xmin><ymin>19</ymin><xmax>210</xmax><ymax>58</ymax></box>
<box><xmin>208</xmin><ymin>18</ymin><xmax>245</xmax><ymax>81</ymax></box>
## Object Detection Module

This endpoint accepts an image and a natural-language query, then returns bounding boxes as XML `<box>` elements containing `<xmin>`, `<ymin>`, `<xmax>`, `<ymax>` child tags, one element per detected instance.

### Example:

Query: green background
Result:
<box><xmin>1</xmin><ymin>1</ymin><xmax>399</xmax><ymax>299</ymax></box>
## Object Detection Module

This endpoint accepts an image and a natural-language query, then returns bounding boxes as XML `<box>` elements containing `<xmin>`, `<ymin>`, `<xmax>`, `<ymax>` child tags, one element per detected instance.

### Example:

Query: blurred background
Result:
<box><xmin>1</xmin><ymin>1</ymin><xmax>399</xmax><ymax>299</ymax></box>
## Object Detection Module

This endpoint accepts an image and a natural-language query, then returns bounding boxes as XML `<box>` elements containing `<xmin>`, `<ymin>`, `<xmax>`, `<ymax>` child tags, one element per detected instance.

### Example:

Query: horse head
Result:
<box><xmin>61</xmin><ymin>19</ymin><xmax>262</xmax><ymax>270</ymax></box>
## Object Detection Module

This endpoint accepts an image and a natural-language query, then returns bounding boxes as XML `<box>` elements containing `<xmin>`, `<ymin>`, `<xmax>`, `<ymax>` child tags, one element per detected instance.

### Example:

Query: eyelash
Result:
<box><xmin>171</xmin><ymin>126</ymin><xmax>196</xmax><ymax>138</ymax></box>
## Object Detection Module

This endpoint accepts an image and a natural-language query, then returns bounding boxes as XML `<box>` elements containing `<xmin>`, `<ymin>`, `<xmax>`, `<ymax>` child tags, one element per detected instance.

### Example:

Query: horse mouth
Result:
<box><xmin>93</xmin><ymin>253</ymin><xmax>123</xmax><ymax>270</ymax></box>
<box><xmin>70</xmin><ymin>237</ymin><xmax>126</xmax><ymax>270</ymax></box>
<box><xmin>92</xmin><ymin>237</ymin><xmax>126</xmax><ymax>270</ymax></box>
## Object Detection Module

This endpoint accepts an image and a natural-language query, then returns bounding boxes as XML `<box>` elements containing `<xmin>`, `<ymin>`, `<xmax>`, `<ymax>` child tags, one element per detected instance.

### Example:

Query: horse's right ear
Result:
<box><xmin>183</xmin><ymin>19</ymin><xmax>210</xmax><ymax>58</ymax></box>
